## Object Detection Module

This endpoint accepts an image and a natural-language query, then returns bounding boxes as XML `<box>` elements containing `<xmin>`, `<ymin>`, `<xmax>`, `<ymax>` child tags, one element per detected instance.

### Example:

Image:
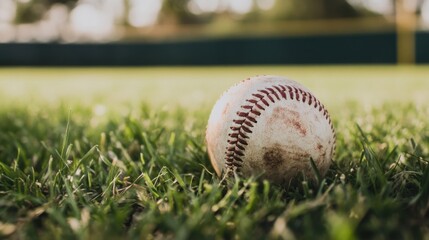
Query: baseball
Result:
<box><xmin>206</xmin><ymin>75</ymin><xmax>336</xmax><ymax>184</ymax></box>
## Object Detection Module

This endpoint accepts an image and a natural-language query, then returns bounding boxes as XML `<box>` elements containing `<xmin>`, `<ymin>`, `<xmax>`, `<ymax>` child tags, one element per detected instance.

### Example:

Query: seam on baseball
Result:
<box><xmin>224</xmin><ymin>84</ymin><xmax>336</xmax><ymax>176</ymax></box>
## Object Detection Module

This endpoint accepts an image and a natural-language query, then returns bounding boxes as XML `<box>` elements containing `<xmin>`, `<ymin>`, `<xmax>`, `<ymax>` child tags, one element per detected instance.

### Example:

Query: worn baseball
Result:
<box><xmin>206</xmin><ymin>75</ymin><xmax>336</xmax><ymax>184</ymax></box>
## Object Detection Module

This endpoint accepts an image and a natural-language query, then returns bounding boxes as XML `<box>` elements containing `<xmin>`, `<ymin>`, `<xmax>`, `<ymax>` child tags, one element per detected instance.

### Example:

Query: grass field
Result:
<box><xmin>0</xmin><ymin>66</ymin><xmax>429</xmax><ymax>239</ymax></box>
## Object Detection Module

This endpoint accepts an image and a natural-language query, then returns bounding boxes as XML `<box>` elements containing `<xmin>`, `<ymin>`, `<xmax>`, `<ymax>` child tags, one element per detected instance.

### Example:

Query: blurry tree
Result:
<box><xmin>254</xmin><ymin>0</ymin><xmax>361</xmax><ymax>21</ymax></box>
<box><xmin>12</xmin><ymin>0</ymin><xmax>379</xmax><ymax>25</ymax></box>
<box><xmin>14</xmin><ymin>1</ymin><xmax>45</xmax><ymax>23</ymax></box>
<box><xmin>160</xmin><ymin>0</ymin><xmax>213</xmax><ymax>24</ymax></box>
<box><xmin>15</xmin><ymin>0</ymin><xmax>78</xmax><ymax>23</ymax></box>
<box><xmin>158</xmin><ymin>0</ymin><xmax>362</xmax><ymax>25</ymax></box>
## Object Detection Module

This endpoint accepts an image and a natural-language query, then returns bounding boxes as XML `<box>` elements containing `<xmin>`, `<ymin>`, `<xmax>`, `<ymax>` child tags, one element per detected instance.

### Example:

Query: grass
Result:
<box><xmin>0</xmin><ymin>66</ymin><xmax>429</xmax><ymax>239</ymax></box>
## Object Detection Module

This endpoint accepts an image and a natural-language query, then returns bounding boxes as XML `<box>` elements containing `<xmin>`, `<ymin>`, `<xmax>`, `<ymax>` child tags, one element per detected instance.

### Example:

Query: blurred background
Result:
<box><xmin>0</xmin><ymin>0</ymin><xmax>428</xmax><ymax>65</ymax></box>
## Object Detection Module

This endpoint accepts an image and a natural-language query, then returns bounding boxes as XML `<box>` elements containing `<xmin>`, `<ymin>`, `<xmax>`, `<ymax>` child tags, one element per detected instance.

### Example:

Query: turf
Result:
<box><xmin>0</xmin><ymin>66</ymin><xmax>429</xmax><ymax>239</ymax></box>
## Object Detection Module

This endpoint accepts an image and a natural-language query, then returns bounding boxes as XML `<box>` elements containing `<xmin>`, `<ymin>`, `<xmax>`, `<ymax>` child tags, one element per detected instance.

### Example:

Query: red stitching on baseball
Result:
<box><xmin>267</xmin><ymin>87</ymin><xmax>280</xmax><ymax>100</ymax></box>
<box><xmin>243</xmin><ymin>121</ymin><xmax>253</xmax><ymax>127</ymax></box>
<box><xmin>224</xmin><ymin>84</ymin><xmax>336</xmax><ymax>175</ymax></box>
<box><xmin>252</xmin><ymin>93</ymin><xmax>264</xmax><ymax>98</ymax></box>
<box><xmin>251</xmin><ymin>110</ymin><xmax>261</xmax><ymax>116</ymax></box>
<box><xmin>246</xmin><ymin>116</ymin><xmax>257</xmax><ymax>123</ymax></box>
<box><xmin>241</xmin><ymin>125</ymin><xmax>252</xmax><ymax>133</ymax></box>
<box><xmin>237</xmin><ymin>138</ymin><xmax>248</xmax><ymax>145</ymax></box>
<box><xmin>274</xmin><ymin>86</ymin><xmax>286</xmax><ymax>99</ymax></box>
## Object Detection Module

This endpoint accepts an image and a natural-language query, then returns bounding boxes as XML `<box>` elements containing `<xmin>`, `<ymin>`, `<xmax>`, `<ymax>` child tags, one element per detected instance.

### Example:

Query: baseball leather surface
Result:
<box><xmin>206</xmin><ymin>75</ymin><xmax>336</xmax><ymax>184</ymax></box>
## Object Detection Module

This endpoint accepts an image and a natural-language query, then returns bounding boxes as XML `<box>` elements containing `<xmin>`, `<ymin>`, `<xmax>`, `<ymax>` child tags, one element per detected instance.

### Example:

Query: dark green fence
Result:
<box><xmin>1</xmin><ymin>31</ymin><xmax>424</xmax><ymax>66</ymax></box>
<box><xmin>416</xmin><ymin>32</ymin><xmax>429</xmax><ymax>63</ymax></box>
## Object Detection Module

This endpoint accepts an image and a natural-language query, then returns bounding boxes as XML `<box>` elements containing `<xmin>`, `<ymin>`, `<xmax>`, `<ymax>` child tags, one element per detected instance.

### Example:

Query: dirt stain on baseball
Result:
<box><xmin>263</xmin><ymin>144</ymin><xmax>310</xmax><ymax>168</ymax></box>
<box><xmin>263</xmin><ymin>145</ymin><xmax>285</xmax><ymax>170</ymax></box>
<box><xmin>262</xmin><ymin>144</ymin><xmax>314</xmax><ymax>183</ymax></box>
<box><xmin>270</xmin><ymin>107</ymin><xmax>307</xmax><ymax>136</ymax></box>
